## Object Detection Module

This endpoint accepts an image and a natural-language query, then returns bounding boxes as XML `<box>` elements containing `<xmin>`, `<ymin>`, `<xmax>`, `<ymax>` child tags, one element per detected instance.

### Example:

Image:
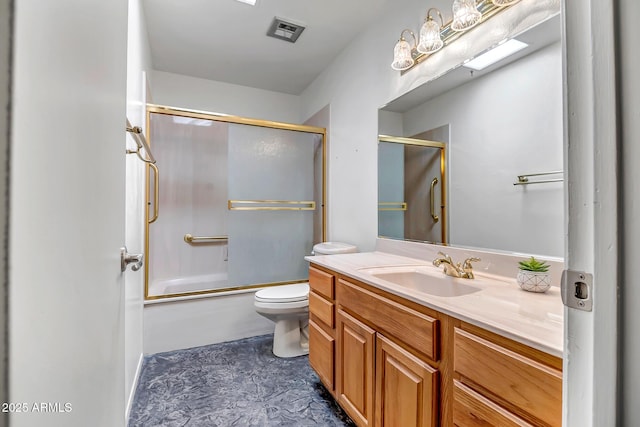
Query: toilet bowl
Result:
<box><xmin>255</xmin><ymin>283</ymin><xmax>310</xmax><ymax>358</ymax></box>
<box><xmin>254</xmin><ymin>241</ymin><xmax>358</xmax><ymax>358</ymax></box>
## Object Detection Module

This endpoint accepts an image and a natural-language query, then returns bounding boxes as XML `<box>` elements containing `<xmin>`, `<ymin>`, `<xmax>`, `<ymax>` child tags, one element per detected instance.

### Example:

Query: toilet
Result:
<box><xmin>254</xmin><ymin>242</ymin><xmax>358</xmax><ymax>358</ymax></box>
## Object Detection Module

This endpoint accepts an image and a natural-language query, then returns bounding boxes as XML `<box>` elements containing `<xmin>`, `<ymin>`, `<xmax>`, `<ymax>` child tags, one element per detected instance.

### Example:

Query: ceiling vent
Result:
<box><xmin>267</xmin><ymin>17</ymin><xmax>305</xmax><ymax>43</ymax></box>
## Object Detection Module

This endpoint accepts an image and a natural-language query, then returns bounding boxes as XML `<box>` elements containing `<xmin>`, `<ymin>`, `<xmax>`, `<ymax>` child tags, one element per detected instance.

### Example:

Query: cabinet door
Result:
<box><xmin>375</xmin><ymin>334</ymin><xmax>439</xmax><ymax>427</ymax></box>
<box><xmin>337</xmin><ymin>309</ymin><xmax>376</xmax><ymax>427</ymax></box>
<box><xmin>309</xmin><ymin>319</ymin><xmax>335</xmax><ymax>392</ymax></box>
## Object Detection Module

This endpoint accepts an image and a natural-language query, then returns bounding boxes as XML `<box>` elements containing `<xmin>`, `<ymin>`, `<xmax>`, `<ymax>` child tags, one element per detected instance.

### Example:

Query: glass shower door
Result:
<box><xmin>146</xmin><ymin>113</ymin><xmax>229</xmax><ymax>298</ymax></box>
<box><xmin>227</xmin><ymin>124</ymin><xmax>322</xmax><ymax>286</ymax></box>
<box><xmin>378</xmin><ymin>138</ymin><xmax>447</xmax><ymax>244</ymax></box>
<box><xmin>145</xmin><ymin>106</ymin><xmax>325</xmax><ymax>299</ymax></box>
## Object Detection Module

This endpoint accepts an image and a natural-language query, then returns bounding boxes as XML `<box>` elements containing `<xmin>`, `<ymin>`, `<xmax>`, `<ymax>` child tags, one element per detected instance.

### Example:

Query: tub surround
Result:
<box><xmin>305</xmin><ymin>239</ymin><xmax>563</xmax><ymax>357</ymax></box>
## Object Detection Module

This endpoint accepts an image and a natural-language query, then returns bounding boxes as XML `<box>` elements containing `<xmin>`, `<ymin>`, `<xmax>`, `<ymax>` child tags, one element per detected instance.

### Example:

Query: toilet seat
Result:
<box><xmin>254</xmin><ymin>283</ymin><xmax>309</xmax><ymax>303</ymax></box>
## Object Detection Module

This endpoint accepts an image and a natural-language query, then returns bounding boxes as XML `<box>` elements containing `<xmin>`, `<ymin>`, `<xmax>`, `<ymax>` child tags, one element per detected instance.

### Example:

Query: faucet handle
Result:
<box><xmin>437</xmin><ymin>251</ymin><xmax>452</xmax><ymax>262</ymax></box>
<box><xmin>461</xmin><ymin>257</ymin><xmax>481</xmax><ymax>279</ymax></box>
<box><xmin>464</xmin><ymin>257</ymin><xmax>481</xmax><ymax>264</ymax></box>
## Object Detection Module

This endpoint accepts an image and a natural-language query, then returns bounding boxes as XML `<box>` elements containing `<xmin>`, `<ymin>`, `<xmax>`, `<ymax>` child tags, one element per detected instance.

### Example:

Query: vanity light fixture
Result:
<box><xmin>390</xmin><ymin>0</ymin><xmax>522</xmax><ymax>73</ymax></box>
<box><xmin>391</xmin><ymin>29</ymin><xmax>417</xmax><ymax>71</ymax></box>
<box><xmin>417</xmin><ymin>8</ymin><xmax>445</xmax><ymax>54</ymax></box>
<box><xmin>451</xmin><ymin>0</ymin><xmax>482</xmax><ymax>32</ymax></box>
<box><xmin>463</xmin><ymin>38</ymin><xmax>528</xmax><ymax>70</ymax></box>
<box><xmin>235</xmin><ymin>0</ymin><xmax>257</xmax><ymax>5</ymax></box>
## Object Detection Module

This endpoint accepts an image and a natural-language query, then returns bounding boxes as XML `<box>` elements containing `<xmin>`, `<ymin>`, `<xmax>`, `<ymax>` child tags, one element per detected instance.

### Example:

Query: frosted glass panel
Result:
<box><xmin>227</xmin><ymin>125</ymin><xmax>319</xmax><ymax>286</ymax></box>
<box><xmin>378</xmin><ymin>142</ymin><xmax>405</xmax><ymax>239</ymax></box>
<box><xmin>147</xmin><ymin>113</ymin><xmax>229</xmax><ymax>297</ymax></box>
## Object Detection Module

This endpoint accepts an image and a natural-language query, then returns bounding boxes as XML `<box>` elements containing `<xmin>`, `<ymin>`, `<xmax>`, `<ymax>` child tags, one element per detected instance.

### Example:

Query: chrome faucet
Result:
<box><xmin>432</xmin><ymin>252</ymin><xmax>481</xmax><ymax>279</ymax></box>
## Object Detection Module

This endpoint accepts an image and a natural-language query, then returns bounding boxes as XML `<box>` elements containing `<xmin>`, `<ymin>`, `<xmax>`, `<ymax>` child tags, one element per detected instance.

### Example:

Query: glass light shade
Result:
<box><xmin>491</xmin><ymin>0</ymin><xmax>520</xmax><ymax>5</ymax></box>
<box><xmin>451</xmin><ymin>0</ymin><xmax>482</xmax><ymax>32</ymax></box>
<box><xmin>391</xmin><ymin>39</ymin><xmax>414</xmax><ymax>71</ymax></box>
<box><xmin>417</xmin><ymin>19</ymin><xmax>444</xmax><ymax>54</ymax></box>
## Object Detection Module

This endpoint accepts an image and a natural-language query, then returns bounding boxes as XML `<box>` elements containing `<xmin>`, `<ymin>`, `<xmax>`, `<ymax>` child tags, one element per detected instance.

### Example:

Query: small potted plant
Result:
<box><xmin>516</xmin><ymin>257</ymin><xmax>551</xmax><ymax>293</ymax></box>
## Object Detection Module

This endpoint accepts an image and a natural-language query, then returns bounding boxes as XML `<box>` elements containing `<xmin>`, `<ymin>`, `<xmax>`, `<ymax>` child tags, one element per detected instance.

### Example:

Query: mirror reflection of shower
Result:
<box><xmin>145</xmin><ymin>106</ymin><xmax>325</xmax><ymax>300</ymax></box>
<box><xmin>378</xmin><ymin>130</ymin><xmax>448</xmax><ymax>244</ymax></box>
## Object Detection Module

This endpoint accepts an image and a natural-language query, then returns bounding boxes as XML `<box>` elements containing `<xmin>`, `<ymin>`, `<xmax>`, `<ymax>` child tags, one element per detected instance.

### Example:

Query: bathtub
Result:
<box><xmin>150</xmin><ymin>272</ymin><xmax>230</xmax><ymax>295</ymax></box>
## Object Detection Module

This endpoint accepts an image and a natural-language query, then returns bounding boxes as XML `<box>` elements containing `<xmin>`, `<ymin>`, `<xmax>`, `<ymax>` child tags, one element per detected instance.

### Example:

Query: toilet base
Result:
<box><xmin>272</xmin><ymin>317</ymin><xmax>309</xmax><ymax>358</ymax></box>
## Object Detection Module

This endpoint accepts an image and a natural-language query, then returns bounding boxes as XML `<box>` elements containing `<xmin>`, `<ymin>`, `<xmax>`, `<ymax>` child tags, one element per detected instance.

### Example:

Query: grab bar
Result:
<box><xmin>430</xmin><ymin>177</ymin><xmax>439</xmax><ymax>223</ymax></box>
<box><xmin>126</xmin><ymin>119</ymin><xmax>156</xmax><ymax>164</ymax></box>
<box><xmin>184</xmin><ymin>234</ymin><xmax>229</xmax><ymax>244</ymax></box>
<box><xmin>514</xmin><ymin>170</ymin><xmax>563</xmax><ymax>186</ymax></box>
<box><xmin>148</xmin><ymin>163</ymin><xmax>159</xmax><ymax>223</ymax></box>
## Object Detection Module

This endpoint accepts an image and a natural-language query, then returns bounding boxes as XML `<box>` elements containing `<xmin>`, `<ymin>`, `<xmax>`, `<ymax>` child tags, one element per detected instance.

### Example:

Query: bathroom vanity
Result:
<box><xmin>306</xmin><ymin>250</ymin><xmax>563</xmax><ymax>427</ymax></box>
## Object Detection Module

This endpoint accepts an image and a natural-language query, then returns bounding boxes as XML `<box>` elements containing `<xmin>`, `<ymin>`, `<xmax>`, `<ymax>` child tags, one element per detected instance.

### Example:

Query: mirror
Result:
<box><xmin>378</xmin><ymin>14</ymin><xmax>563</xmax><ymax>258</ymax></box>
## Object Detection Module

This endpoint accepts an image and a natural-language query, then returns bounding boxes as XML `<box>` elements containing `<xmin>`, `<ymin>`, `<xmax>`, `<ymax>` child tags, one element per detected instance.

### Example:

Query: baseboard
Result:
<box><xmin>125</xmin><ymin>353</ymin><xmax>144</xmax><ymax>423</ymax></box>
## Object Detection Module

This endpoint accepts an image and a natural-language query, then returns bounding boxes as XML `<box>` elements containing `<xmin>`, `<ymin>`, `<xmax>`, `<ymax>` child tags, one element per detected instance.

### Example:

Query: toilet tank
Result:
<box><xmin>312</xmin><ymin>242</ymin><xmax>358</xmax><ymax>255</ymax></box>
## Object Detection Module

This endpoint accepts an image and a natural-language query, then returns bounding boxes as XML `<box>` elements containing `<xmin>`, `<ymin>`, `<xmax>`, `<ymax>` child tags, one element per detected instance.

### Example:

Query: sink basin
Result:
<box><xmin>358</xmin><ymin>265</ymin><xmax>482</xmax><ymax>297</ymax></box>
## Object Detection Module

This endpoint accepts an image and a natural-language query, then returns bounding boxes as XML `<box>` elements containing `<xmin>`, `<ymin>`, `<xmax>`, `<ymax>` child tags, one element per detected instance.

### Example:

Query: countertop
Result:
<box><xmin>305</xmin><ymin>251</ymin><xmax>564</xmax><ymax>358</ymax></box>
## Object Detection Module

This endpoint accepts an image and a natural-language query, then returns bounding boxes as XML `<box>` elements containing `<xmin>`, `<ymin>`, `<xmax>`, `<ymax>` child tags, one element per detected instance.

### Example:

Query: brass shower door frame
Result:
<box><xmin>144</xmin><ymin>104</ymin><xmax>327</xmax><ymax>300</ymax></box>
<box><xmin>378</xmin><ymin>134</ymin><xmax>448</xmax><ymax>245</ymax></box>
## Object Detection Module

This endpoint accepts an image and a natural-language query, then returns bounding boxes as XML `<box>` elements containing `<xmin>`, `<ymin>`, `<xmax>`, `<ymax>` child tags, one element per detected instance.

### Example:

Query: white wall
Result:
<box><xmin>125</xmin><ymin>0</ymin><xmax>152</xmax><ymax>417</ymax></box>
<box><xmin>148</xmin><ymin>70</ymin><xmax>302</xmax><ymax>123</ymax></box>
<box><xmin>402</xmin><ymin>43</ymin><xmax>563</xmax><ymax>257</ymax></box>
<box><xmin>300</xmin><ymin>0</ymin><xmax>561</xmax><ymax>252</ymax></box>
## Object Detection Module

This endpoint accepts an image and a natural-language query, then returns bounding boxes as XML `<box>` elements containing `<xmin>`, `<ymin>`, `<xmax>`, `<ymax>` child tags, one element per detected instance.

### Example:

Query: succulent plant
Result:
<box><xmin>518</xmin><ymin>257</ymin><xmax>550</xmax><ymax>273</ymax></box>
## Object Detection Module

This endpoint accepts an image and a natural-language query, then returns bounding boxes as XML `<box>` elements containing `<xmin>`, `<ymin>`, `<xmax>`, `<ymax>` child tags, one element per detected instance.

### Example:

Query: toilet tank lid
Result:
<box><xmin>255</xmin><ymin>283</ymin><xmax>309</xmax><ymax>303</ymax></box>
<box><xmin>313</xmin><ymin>242</ymin><xmax>358</xmax><ymax>255</ymax></box>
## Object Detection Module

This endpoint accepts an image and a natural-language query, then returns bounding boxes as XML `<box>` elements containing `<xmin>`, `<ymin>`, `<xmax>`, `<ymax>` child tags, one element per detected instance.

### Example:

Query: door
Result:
<box><xmin>337</xmin><ymin>309</ymin><xmax>375</xmax><ymax>427</ymax></box>
<box><xmin>563</xmin><ymin>1</ymin><xmax>619</xmax><ymax>426</ymax></box>
<box><xmin>10</xmin><ymin>1</ymin><xmax>128</xmax><ymax>426</ymax></box>
<box><xmin>375</xmin><ymin>334</ymin><xmax>438</xmax><ymax>427</ymax></box>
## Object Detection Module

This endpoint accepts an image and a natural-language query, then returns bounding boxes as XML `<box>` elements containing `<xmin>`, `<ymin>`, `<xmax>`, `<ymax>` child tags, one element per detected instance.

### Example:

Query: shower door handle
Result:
<box><xmin>120</xmin><ymin>246</ymin><xmax>143</xmax><ymax>272</ymax></box>
<box><xmin>430</xmin><ymin>177</ymin><xmax>439</xmax><ymax>223</ymax></box>
<box><xmin>148</xmin><ymin>163</ymin><xmax>159</xmax><ymax>223</ymax></box>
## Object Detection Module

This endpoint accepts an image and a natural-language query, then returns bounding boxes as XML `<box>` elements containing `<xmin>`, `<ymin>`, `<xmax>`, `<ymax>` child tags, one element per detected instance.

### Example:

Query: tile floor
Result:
<box><xmin>128</xmin><ymin>334</ymin><xmax>356</xmax><ymax>426</ymax></box>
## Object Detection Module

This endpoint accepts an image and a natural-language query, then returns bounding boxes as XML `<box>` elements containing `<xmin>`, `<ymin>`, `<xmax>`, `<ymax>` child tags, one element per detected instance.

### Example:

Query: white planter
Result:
<box><xmin>516</xmin><ymin>270</ymin><xmax>551</xmax><ymax>293</ymax></box>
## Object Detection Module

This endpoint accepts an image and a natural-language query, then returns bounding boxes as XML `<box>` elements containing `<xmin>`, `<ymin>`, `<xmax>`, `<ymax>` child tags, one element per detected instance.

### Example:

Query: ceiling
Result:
<box><xmin>142</xmin><ymin>0</ymin><xmax>390</xmax><ymax>95</ymax></box>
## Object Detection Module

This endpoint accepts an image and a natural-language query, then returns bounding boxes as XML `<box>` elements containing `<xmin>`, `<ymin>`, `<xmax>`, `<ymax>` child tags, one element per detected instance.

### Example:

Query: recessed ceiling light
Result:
<box><xmin>235</xmin><ymin>0</ymin><xmax>257</xmax><ymax>5</ymax></box>
<box><xmin>463</xmin><ymin>39</ymin><xmax>529</xmax><ymax>71</ymax></box>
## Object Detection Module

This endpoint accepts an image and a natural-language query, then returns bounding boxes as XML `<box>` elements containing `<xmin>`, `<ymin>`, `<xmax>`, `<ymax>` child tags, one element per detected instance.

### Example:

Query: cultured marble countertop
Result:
<box><xmin>305</xmin><ymin>251</ymin><xmax>564</xmax><ymax>358</ymax></box>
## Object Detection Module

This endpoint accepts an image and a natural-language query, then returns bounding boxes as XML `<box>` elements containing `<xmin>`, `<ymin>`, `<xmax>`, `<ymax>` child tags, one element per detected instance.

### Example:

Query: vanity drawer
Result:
<box><xmin>454</xmin><ymin>328</ymin><xmax>562</xmax><ymax>427</ymax></box>
<box><xmin>309</xmin><ymin>266</ymin><xmax>335</xmax><ymax>299</ymax></box>
<box><xmin>453</xmin><ymin>380</ymin><xmax>533</xmax><ymax>427</ymax></box>
<box><xmin>337</xmin><ymin>278</ymin><xmax>439</xmax><ymax>362</ymax></box>
<box><xmin>310</xmin><ymin>290</ymin><xmax>334</xmax><ymax>328</ymax></box>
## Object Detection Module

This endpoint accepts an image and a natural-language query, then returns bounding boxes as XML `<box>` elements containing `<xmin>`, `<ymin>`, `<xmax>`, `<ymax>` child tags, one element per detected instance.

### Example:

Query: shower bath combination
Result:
<box><xmin>144</xmin><ymin>105</ymin><xmax>326</xmax><ymax>301</ymax></box>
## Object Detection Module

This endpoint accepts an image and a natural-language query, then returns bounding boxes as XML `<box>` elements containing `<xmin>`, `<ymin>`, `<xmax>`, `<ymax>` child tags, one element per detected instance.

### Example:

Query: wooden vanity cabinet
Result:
<box><xmin>307</xmin><ymin>264</ymin><xmax>563</xmax><ymax>427</ymax></box>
